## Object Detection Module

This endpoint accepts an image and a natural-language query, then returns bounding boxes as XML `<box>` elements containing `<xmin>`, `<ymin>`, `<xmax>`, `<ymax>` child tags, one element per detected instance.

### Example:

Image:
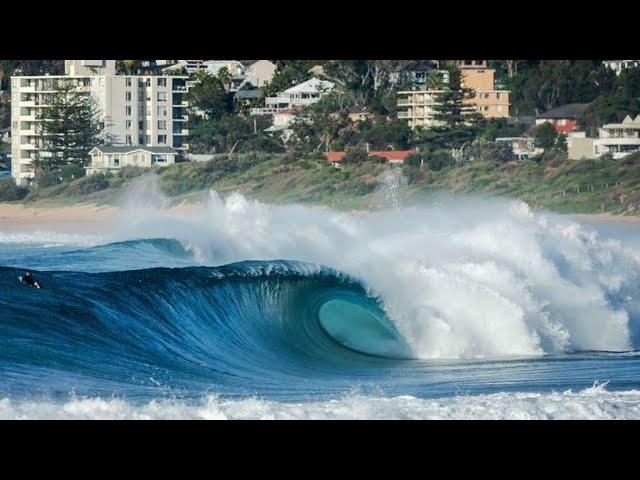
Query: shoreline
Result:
<box><xmin>1</xmin><ymin>202</ymin><xmax>640</xmax><ymax>232</ymax></box>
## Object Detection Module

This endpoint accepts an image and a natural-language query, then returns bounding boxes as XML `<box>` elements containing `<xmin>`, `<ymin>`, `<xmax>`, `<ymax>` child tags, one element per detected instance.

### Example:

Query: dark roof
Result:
<box><xmin>234</xmin><ymin>89</ymin><xmax>264</xmax><ymax>100</ymax></box>
<box><xmin>537</xmin><ymin>103</ymin><xmax>591</xmax><ymax>120</ymax></box>
<box><xmin>401</xmin><ymin>60</ymin><xmax>436</xmax><ymax>72</ymax></box>
<box><xmin>91</xmin><ymin>145</ymin><xmax>177</xmax><ymax>154</ymax></box>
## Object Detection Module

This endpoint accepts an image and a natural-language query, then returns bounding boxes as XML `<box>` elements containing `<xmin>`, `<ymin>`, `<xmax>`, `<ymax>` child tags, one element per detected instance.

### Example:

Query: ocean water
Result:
<box><xmin>1</xmin><ymin>189</ymin><xmax>640</xmax><ymax>419</ymax></box>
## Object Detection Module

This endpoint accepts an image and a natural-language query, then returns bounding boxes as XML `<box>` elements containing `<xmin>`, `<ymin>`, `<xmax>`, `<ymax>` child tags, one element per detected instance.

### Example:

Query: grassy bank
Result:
<box><xmin>6</xmin><ymin>152</ymin><xmax>640</xmax><ymax>215</ymax></box>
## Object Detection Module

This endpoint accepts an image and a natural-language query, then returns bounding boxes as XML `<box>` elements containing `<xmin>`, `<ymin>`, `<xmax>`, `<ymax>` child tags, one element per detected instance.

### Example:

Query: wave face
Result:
<box><xmin>0</xmin><ymin>259</ymin><xmax>414</xmax><ymax>402</ymax></box>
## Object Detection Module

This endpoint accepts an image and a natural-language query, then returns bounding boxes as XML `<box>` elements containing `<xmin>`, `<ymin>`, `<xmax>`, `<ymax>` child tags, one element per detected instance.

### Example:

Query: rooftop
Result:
<box><xmin>90</xmin><ymin>145</ymin><xmax>177</xmax><ymax>154</ymax></box>
<box><xmin>283</xmin><ymin>77</ymin><xmax>335</xmax><ymax>95</ymax></box>
<box><xmin>537</xmin><ymin>103</ymin><xmax>591</xmax><ymax>120</ymax></box>
<box><xmin>325</xmin><ymin>150</ymin><xmax>416</xmax><ymax>163</ymax></box>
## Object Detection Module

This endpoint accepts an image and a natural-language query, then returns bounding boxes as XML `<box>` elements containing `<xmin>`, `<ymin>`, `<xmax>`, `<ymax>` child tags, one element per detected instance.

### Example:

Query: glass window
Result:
<box><xmin>126</xmin><ymin>78</ymin><xmax>132</xmax><ymax>87</ymax></box>
<box><xmin>157</xmin><ymin>78</ymin><xmax>167</xmax><ymax>87</ymax></box>
<box><xmin>158</xmin><ymin>135</ymin><xmax>167</xmax><ymax>144</ymax></box>
<box><xmin>157</xmin><ymin>92</ymin><xmax>167</xmax><ymax>102</ymax></box>
<box><xmin>126</xmin><ymin>106</ymin><xmax>132</xmax><ymax>116</ymax></box>
<box><xmin>157</xmin><ymin>120</ymin><xmax>167</xmax><ymax>130</ymax></box>
<box><xmin>126</xmin><ymin>92</ymin><xmax>132</xmax><ymax>101</ymax></box>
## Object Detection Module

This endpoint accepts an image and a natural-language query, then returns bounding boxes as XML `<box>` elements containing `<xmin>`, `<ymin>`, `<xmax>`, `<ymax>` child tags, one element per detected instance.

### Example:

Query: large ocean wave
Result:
<box><xmin>2</xmin><ymin>188</ymin><xmax>640</xmax><ymax>418</ymax></box>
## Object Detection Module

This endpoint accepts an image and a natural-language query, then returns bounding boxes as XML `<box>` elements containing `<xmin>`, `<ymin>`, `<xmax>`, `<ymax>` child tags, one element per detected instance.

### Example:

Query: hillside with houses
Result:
<box><xmin>1</xmin><ymin>59</ymin><xmax>640</xmax><ymax>214</ymax></box>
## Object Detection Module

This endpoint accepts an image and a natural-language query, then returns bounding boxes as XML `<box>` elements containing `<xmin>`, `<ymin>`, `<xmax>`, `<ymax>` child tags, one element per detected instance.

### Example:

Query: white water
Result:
<box><xmin>6</xmin><ymin>175</ymin><xmax>640</xmax><ymax>360</ymax></box>
<box><xmin>2</xmin><ymin>383</ymin><xmax>639</xmax><ymax>420</ymax></box>
<box><xmin>104</xmin><ymin>177</ymin><xmax>640</xmax><ymax>359</ymax></box>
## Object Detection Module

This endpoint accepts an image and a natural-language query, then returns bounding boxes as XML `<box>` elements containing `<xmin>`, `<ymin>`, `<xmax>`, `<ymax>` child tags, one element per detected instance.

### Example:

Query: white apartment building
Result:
<box><xmin>593</xmin><ymin>114</ymin><xmax>640</xmax><ymax>159</ymax></box>
<box><xmin>11</xmin><ymin>60</ymin><xmax>189</xmax><ymax>185</ymax></box>
<box><xmin>250</xmin><ymin>78</ymin><xmax>335</xmax><ymax>115</ymax></box>
<box><xmin>396</xmin><ymin>90</ymin><xmax>445</xmax><ymax>128</ymax></box>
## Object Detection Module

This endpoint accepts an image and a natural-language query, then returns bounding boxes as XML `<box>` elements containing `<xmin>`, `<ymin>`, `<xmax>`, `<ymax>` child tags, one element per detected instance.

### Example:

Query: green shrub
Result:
<box><xmin>36</xmin><ymin>171</ymin><xmax>61</xmax><ymax>188</ymax></box>
<box><xmin>341</xmin><ymin>147</ymin><xmax>369</xmax><ymax>164</ymax></box>
<box><xmin>404</xmin><ymin>153</ymin><xmax>423</xmax><ymax>167</ymax></box>
<box><xmin>59</xmin><ymin>164</ymin><xmax>86</xmax><ymax>182</ymax></box>
<box><xmin>0</xmin><ymin>178</ymin><xmax>29</xmax><ymax>201</ymax></box>
<box><xmin>425</xmin><ymin>149</ymin><xmax>454</xmax><ymax>171</ymax></box>
<box><xmin>67</xmin><ymin>172</ymin><xmax>110</xmax><ymax>196</ymax></box>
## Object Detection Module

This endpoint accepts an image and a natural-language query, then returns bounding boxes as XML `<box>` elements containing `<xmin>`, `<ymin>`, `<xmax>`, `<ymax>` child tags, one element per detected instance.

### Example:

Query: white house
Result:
<box><xmin>244</xmin><ymin>60</ymin><xmax>277</xmax><ymax>88</ymax></box>
<box><xmin>495</xmin><ymin>137</ymin><xmax>542</xmax><ymax>160</ymax></box>
<box><xmin>86</xmin><ymin>146</ymin><xmax>177</xmax><ymax>174</ymax></box>
<box><xmin>250</xmin><ymin>78</ymin><xmax>335</xmax><ymax>115</ymax></box>
<box><xmin>593</xmin><ymin>114</ymin><xmax>640</xmax><ymax>159</ymax></box>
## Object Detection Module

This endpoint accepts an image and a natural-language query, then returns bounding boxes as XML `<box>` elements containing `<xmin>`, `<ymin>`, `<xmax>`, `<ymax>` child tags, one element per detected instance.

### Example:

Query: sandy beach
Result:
<box><xmin>0</xmin><ymin>201</ymin><xmax>204</xmax><ymax>233</ymax></box>
<box><xmin>1</xmin><ymin>202</ymin><xmax>640</xmax><ymax>233</ymax></box>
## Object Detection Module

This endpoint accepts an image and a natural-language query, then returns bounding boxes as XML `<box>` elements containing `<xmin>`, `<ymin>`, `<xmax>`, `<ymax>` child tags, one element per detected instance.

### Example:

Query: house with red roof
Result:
<box><xmin>325</xmin><ymin>149</ymin><xmax>416</xmax><ymax>166</ymax></box>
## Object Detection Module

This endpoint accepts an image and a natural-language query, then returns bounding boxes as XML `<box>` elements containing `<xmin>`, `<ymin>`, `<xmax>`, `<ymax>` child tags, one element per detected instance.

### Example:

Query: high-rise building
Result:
<box><xmin>11</xmin><ymin>60</ymin><xmax>189</xmax><ymax>185</ymax></box>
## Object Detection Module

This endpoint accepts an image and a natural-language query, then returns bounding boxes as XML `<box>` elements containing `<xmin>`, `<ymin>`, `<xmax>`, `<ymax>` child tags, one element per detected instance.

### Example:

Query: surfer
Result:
<box><xmin>20</xmin><ymin>271</ymin><xmax>42</xmax><ymax>289</ymax></box>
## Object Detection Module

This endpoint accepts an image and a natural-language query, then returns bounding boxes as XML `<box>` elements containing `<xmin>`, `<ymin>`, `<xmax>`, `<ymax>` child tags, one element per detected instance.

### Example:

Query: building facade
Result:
<box><xmin>397</xmin><ymin>60</ymin><xmax>509</xmax><ymax>129</ymax></box>
<box><xmin>457</xmin><ymin>60</ymin><xmax>510</xmax><ymax>119</ymax></box>
<box><xmin>495</xmin><ymin>137</ymin><xmax>542</xmax><ymax>160</ymax></box>
<box><xmin>603</xmin><ymin>60</ymin><xmax>640</xmax><ymax>76</ymax></box>
<box><xmin>86</xmin><ymin>145</ymin><xmax>177</xmax><ymax>174</ymax></box>
<box><xmin>244</xmin><ymin>60</ymin><xmax>277</xmax><ymax>88</ymax></box>
<box><xmin>396</xmin><ymin>90</ymin><xmax>446</xmax><ymax>128</ymax></box>
<box><xmin>535</xmin><ymin>103</ymin><xmax>590</xmax><ymax>133</ymax></box>
<box><xmin>11</xmin><ymin>61</ymin><xmax>189</xmax><ymax>185</ymax></box>
<box><xmin>593</xmin><ymin>115</ymin><xmax>640</xmax><ymax>159</ymax></box>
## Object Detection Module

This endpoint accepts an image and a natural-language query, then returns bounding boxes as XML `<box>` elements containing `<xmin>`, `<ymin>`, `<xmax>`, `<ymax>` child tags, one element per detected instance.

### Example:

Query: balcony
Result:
<box><xmin>250</xmin><ymin>107</ymin><xmax>286</xmax><ymax>116</ymax></box>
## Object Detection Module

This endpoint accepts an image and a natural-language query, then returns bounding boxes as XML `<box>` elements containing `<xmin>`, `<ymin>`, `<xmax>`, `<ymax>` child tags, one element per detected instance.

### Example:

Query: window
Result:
<box><xmin>125</xmin><ymin>135</ymin><xmax>132</xmax><ymax>145</ymax></box>
<box><xmin>157</xmin><ymin>120</ymin><xmax>167</xmax><ymax>130</ymax></box>
<box><xmin>158</xmin><ymin>135</ymin><xmax>167</xmax><ymax>144</ymax></box>
<box><xmin>497</xmin><ymin>105</ymin><xmax>503</xmax><ymax>113</ymax></box>
<box><xmin>139</xmin><ymin>121</ymin><xmax>144</xmax><ymax>130</ymax></box>
<box><xmin>157</xmin><ymin>92</ymin><xmax>167</xmax><ymax>102</ymax></box>
<box><xmin>126</xmin><ymin>78</ymin><xmax>132</xmax><ymax>87</ymax></box>
<box><xmin>496</xmin><ymin>92</ymin><xmax>501</xmax><ymax>99</ymax></box>
<box><xmin>125</xmin><ymin>106</ymin><xmax>132</xmax><ymax>116</ymax></box>
<box><xmin>126</xmin><ymin>92</ymin><xmax>132</xmax><ymax>101</ymax></box>
<box><xmin>157</xmin><ymin>78</ymin><xmax>167</xmax><ymax>87</ymax></box>
<box><xmin>157</xmin><ymin>106</ymin><xmax>167</xmax><ymax>116</ymax></box>
<box><xmin>126</xmin><ymin>120</ymin><xmax>132</xmax><ymax>129</ymax></box>
<box><xmin>113</xmin><ymin>156</ymin><xmax>120</xmax><ymax>167</ymax></box>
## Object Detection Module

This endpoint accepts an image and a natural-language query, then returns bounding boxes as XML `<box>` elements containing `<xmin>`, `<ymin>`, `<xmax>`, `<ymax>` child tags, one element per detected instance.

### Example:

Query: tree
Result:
<box><xmin>534</xmin><ymin>122</ymin><xmax>558</xmax><ymax>150</ymax></box>
<box><xmin>217</xmin><ymin>67</ymin><xmax>232</xmax><ymax>91</ymax></box>
<box><xmin>33</xmin><ymin>79</ymin><xmax>103</xmax><ymax>174</ymax></box>
<box><xmin>187</xmin><ymin>71</ymin><xmax>232</xmax><ymax>120</ymax></box>
<box><xmin>433</xmin><ymin>67</ymin><xmax>480</xmax><ymax>129</ymax></box>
